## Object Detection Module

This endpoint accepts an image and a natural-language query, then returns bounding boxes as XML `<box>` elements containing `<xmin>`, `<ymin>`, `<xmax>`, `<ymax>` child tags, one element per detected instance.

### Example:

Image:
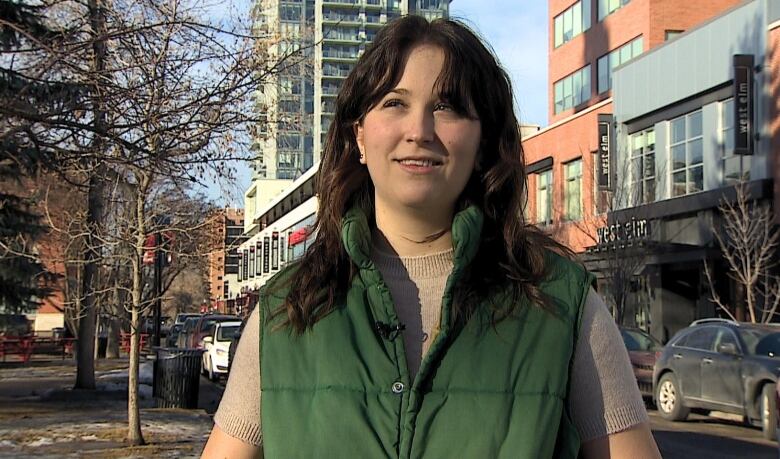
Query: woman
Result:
<box><xmin>203</xmin><ymin>16</ymin><xmax>661</xmax><ymax>459</ymax></box>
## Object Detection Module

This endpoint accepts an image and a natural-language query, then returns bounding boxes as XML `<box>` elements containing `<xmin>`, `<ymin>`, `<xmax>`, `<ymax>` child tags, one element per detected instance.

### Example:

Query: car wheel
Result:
<box><xmin>760</xmin><ymin>383</ymin><xmax>777</xmax><ymax>440</ymax></box>
<box><xmin>656</xmin><ymin>373</ymin><xmax>689</xmax><ymax>421</ymax></box>
<box><xmin>201</xmin><ymin>355</ymin><xmax>208</xmax><ymax>376</ymax></box>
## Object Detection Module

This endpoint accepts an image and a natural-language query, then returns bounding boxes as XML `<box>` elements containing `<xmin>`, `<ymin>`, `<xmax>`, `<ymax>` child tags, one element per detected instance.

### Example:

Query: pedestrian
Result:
<box><xmin>202</xmin><ymin>15</ymin><xmax>661</xmax><ymax>459</ymax></box>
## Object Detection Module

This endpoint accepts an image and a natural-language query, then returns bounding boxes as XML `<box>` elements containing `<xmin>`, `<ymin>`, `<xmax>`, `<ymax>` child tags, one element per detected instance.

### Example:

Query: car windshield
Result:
<box><xmin>621</xmin><ymin>329</ymin><xmax>661</xmax><ymax>352</ymax></box>
<box><xmin>217</xmin><ymin>326</ymin><xmax>240</xmax><ymax>341</ymax></box>
<box><xmin>738</xmin><ymin>328</ymin><xmax>780</xmax><ymax>357</ymax></box>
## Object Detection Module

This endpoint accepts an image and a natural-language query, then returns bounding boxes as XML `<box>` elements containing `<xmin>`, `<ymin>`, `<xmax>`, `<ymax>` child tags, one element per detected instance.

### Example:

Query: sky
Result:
<box><xmin>449</xmin><ymin>0</ymin><xmax>549</xmax><ymax>127</ymax></box>
<box><xmin>205</xmin><ymin>0</ymin><xmax>549</xmax><ymax>206</ymax></box>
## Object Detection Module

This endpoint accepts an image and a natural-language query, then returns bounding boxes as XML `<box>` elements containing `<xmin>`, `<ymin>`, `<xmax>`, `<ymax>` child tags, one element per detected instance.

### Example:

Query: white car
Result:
<box><xmin>201</xmin><ymin>321</ymin><xmax>242</xmax><ymax>381</ymax></box>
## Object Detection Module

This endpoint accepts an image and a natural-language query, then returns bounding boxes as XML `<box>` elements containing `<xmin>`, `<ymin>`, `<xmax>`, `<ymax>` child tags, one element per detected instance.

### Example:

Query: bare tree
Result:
<box><xmin>545</xmin><ymin>146</ymin><xmax>659</xmax><ymax>327</ymax></box>
<box><xmin>3</xmin><ymin>0</ymin><xmax>304</xmax><ymax>445</ymax></box>
<box><xmin>704</xmin><ymin>181</ymin><xmax>780</xmax><ymax>323</ymax></box>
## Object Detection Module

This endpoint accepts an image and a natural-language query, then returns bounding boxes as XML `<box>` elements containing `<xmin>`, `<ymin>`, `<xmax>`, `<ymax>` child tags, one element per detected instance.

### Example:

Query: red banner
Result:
<box><xmin>288</xmin><ymin>226</ymin><xmax>309</xmax><ymax>246</ymax></box>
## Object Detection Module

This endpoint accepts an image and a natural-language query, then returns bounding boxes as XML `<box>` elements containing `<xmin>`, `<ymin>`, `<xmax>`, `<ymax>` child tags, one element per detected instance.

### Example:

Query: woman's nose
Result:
<box><xmin>405</xmin><ymin>109</ymin><xmax>435</xmax><ymax>145</ymax></box>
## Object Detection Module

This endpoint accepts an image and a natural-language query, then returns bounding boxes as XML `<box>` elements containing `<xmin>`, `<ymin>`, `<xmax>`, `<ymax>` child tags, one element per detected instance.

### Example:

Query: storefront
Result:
<box><xmin>585</xmin><ymin>0</ymin><xmax>778</xmax><ymax>339</ymax></box>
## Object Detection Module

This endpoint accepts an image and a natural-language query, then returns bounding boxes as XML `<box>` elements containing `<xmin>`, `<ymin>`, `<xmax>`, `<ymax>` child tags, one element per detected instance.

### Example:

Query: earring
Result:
<box><xmin>359</xmin><ymin>153</ymin><xmax>365</xmax><ymax>161</ymax></box>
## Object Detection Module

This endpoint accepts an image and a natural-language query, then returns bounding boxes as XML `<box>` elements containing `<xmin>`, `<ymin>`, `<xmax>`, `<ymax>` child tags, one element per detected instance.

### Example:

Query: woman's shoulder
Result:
<box><xmin>541</xmin><ymin>249</ymin><xmax>592</xmax><ymax>285</ymax></box>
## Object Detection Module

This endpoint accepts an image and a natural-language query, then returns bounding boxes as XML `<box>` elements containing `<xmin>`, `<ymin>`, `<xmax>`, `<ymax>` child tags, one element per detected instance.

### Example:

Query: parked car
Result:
<box><xmin>188</xmin><ymin>314</ymin><xmax>240</xmax><ymax>349</ymax></box>
<box><xmin>653</xmin><ymin>318</ymin><xmax>780</xmax><ymax>439</ymax></box>
<box><xmin>176</xmin><ymin>316</ymin><xmax>201</xmax><ymax>348</ymax></box>
<box><xmin>166</xmin><ymin>323</ymin><xmax>183</xmax><ymax>347</ymax></box>
<box><xmin>619</xmin><ymin>327</ymin><xmax>662</xmax><ymax>398</ymax></box>
<box><xmin>140</xmin><ymin>315</ymin><xmax>172</xmax><ymax>336</ymax></box>
<box><xmin>174</xmin><ymin>313</ymin><xmax>201</xmax><ymax>327</ymax></box>
<box><xmin>227</xmin><ymin>315</ymin><xmax>249</xmax><ymax>375</ymax></box>
<box><xmin>201</xmin><ymin>321</ymin><xmax>242</xmax><ymax>380</ymax></box>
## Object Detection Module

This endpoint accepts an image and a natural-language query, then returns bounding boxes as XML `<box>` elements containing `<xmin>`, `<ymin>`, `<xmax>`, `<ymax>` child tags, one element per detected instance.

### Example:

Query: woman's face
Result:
<box><xmin>354</xmin><ymin>44</ymin><xmax>482</xmax><ymax>216</ymax></box>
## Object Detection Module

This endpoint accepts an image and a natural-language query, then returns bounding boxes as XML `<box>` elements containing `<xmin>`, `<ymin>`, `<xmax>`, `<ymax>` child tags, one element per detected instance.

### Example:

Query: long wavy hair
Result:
<box><xmin>270</xmin><ymin>16</ymin><xmax>572</xmax><ymax>333</ymax></box>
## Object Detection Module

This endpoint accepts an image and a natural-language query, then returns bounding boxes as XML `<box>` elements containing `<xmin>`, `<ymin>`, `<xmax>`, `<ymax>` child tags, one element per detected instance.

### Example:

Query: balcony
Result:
<box><xmin>322</xmin><ymin>27</ymin><xmax>361</xmax><ymax>44</ymax></box>
<box><xmin>322</xmin><ymin>0</ymin><xmax>360</xmax><ymax>8</ymax></box>
<box><xmin>364</xmin><ymin>13</ymin><xmax>383</xmax><ymax>26</ymax></box>
<box><xmin>322</xmin><ymin>11</ymin><xmax>361</xmax><ymax>25</ymax></box>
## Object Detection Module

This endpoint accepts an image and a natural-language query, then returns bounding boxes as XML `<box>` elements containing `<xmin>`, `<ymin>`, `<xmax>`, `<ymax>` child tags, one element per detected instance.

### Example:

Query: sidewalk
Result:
<box><xmin>0</xmin><ymin>358</ymin><xmax>215</xmax><ymax>458</ymax></box>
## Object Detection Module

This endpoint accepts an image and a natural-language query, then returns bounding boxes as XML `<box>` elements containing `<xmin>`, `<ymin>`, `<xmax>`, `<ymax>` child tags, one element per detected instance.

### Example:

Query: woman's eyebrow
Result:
<box><xmin>388</xmin><ymin>88</ymin><xmax>410</xmax><ymax>96</ymax></box>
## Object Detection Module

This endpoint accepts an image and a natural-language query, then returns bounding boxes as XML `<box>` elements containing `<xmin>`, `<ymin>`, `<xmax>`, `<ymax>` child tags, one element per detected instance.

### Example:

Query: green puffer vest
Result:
<box><xmin>259</xmin><ymin>206</ymin><xmax>595</xmax><ymax>458</ymax></box>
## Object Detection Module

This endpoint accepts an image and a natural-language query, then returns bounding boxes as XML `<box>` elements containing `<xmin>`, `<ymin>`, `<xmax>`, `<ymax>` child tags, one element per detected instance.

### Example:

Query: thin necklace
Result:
<box><xmin>399</xmin><ymin>228</ymin><xmax>449</xmax><ymax>244</ymax></box>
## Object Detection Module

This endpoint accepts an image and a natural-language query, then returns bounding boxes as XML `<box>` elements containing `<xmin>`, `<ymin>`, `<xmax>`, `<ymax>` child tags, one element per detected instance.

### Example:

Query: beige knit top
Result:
<box><xmin>214</xmin><ymin>247</ymin><xmax>648</xmax><ymax>447</ymax></box>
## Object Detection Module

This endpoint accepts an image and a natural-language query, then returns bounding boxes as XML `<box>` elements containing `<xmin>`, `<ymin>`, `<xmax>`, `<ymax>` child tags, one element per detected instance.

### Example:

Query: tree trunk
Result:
<box><xmin>76</xmin><ymin>0</ymin><xmax>109</xmax><ymax>390</ymax></box>
<box><xmin>127</xmin><ymin>175</ymin><xmax>150</xmax><ymax>445</ymax></box>
<box><xmin>75</xmin><ymin>168</ymin><xmax>103</xmax><ymax>389</ymax></box>
<box><xmin>735</xmin><ymin>281</ymin><xmax>746</xmax><ymax>322</ymax></box>
<box><xmin>127</xmin><ymin>304</ymin><xmax>144</xmax><ymax>445</ymax></box>
<box><xmin>105</xmin><ymin>274</ymin><xmax>123</xmax><ymax>359</ymax></box>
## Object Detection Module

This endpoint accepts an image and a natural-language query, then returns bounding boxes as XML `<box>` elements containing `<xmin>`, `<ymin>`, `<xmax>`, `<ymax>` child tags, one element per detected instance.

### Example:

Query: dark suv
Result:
<box><xmin>653</xmin><ymin>318</ymin><xmax>780</xmax><ymax>439</ymax></box>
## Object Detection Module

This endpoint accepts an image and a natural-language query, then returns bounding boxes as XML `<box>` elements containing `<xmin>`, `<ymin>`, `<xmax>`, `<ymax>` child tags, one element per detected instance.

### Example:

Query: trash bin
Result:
<box><xmin>153</xmin><ymin>347</ymin><xmax>204</xmax><ymax>409</ymax></box>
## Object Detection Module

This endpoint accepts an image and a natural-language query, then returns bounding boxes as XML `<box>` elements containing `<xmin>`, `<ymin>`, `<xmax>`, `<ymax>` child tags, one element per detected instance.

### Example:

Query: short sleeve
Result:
<box><xmin>213</xmin><ymin>306</ymin><xmax>262</xmax><ymax>445</ymax></box>
<box><xmin>567</xmin><ymin>288</ymin><xmax>649</xmax><ymax>441</ymax></box>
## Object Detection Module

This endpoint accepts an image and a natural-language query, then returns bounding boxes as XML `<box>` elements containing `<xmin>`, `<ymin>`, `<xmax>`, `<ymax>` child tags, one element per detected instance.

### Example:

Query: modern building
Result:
<box><xmin>590</xmin><ymin>0</ymin><xmax>780</xmax><ymax>338</ymax></box>
<box><xmin>206</xmin><ymin>208</ymin><xmax>247</xmax><ymax>313</ymax></box>
<box><xmin>523</xmin><ymin>0</ymin><xmax>741</xmax><ymax>253</ymax></box>
<box><xmin>235</xmin><ymin>166</ymin><xmax>318</xmax><ymax>301</ymax></box>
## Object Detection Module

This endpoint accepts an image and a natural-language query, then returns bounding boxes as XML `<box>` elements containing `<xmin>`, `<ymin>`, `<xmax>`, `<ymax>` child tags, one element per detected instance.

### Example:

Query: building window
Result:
<box><xmin>629</xmin><ymin>129</ymin><xmax>656</xmax><ymax>204</ymax></box>
<box><xmin>564</xmin><ymin>159</ymin><xmax>583</xmax><ymax>221</ymax></box>
<box><xmin>597</xmin><ymin>36</ymin><xmax>643</xmax><ymax>93</ymax></box>
<box><xmin>720</xmin><ymin>98</ymin><xmax>749</xmax><ymax>184</ymax></box>
<box><xmin>670</xmin><ymin>110</ymin><xmax>703</xmax><ymax>197</ymax></box>
<box><xmin>536</xmin><ymin>169</ymin><xmax>553</xmax><ymax>225</ymax></box>
<box><xmin>598</xmin><ymin>0</ymin><xmax>630</xmax><ymax>21</ymax></box>
<box><xmin>280</xmin><ymin>4</ymin><xmax>301</xmax><ymax>22</ymax></box>
<box><xmin>554</xmin><ymin>0</ymin><xmax>591</xmax><ymax>48</ymax></box>
<box><xmin>277</xmin><ymin>134</ymin><xmax>301</xmax><ymax>150</ymax></box>
<box><xmin>279</xmin><ymin>77</ymin><xmax>301</xmax><ymax>95</ymax></box>
<box><xmin>665</xmin><ymin>30</ymin><xmax>683</xmax><ymax>41</ymax></box>
<box><xmin>554</xmin><ymin>65</ymin><xmax>591</xmax><ymax>114</ymax></box>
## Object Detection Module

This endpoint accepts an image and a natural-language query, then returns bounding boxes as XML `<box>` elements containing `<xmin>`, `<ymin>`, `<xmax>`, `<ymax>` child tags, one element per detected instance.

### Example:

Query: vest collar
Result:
<box><xmin>340</xmin><ymin>204</ymin><xmax>484</xmax><ymax>271</ymax></box>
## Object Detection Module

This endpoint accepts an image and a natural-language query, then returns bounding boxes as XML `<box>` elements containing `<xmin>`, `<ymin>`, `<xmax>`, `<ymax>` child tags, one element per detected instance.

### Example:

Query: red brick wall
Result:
<box><xmin>548</xmin><ymin>0</ymin><xmax>741</xmax><ymax>124</ymax></box>
<box><xmin>647</xmin><ymin>0</ymin><xmax>742</xmax><ymax>48</ymax></box>
<box><xmin>523</xmin><ymin>101</ymin><xmax>613</xmax><ymax>252</ymax></box>
<box><xmin>769</xmin><ymin>24</ymin><xmax>780</xmax><ymax>222</ymax></box>
<box><xmin>206</xmin><ymin>208</ymin><xmax>243</xmax><ymax>304</ymax></box>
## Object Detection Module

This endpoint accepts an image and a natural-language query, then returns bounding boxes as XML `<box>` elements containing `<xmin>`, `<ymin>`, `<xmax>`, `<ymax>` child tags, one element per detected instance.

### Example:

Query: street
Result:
<box><xmin>649</xmin><ymin>410</ymin><xmax>776</xmax><ymax>459</ymax></box>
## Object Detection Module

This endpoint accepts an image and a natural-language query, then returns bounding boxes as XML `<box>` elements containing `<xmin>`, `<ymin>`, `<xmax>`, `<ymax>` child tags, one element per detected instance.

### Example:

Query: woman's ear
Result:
<box><xmin>354</xmin><ymin>122</ymin><xmax>367</xmax><ymax>164</ymax></box>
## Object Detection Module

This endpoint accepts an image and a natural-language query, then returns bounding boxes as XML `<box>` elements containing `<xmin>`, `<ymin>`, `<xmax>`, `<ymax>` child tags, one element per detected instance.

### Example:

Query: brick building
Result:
<box><xmin>206</xmin><ymin>208</ymin><xmax>246</xmax><ymax>314</ymax></box>
<box><xmin>523</xmin><ymin>0</ymin><xmax>741</xmax><ymax>252</ymax></box>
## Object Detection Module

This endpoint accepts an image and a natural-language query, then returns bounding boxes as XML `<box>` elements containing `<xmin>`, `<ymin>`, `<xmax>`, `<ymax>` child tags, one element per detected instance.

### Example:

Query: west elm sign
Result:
<box><xmin>733</xmin><ymin>54</ymin><xmax>754</xmax><ymax>155</ymax></box>
<box><xmin>597</xmin><ymin>114</ymin><xmax>614</xmax><ymax>190</ymax></box>
<box><xmin>597</xmin><ymin>217</ymin><xmax>650</xmax><ymax>246</ymax></box>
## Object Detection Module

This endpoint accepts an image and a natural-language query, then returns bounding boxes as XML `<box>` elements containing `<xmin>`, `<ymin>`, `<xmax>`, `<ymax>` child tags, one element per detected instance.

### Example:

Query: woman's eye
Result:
<box><xmin>434</xmin><ymin>102</ymin><xmax>454</xmax><ymax>112</ymax></box>
<box><xmin>382</xmin><ymin>98</ymin><xmax>404</xmax><ymax>108</ymax></box>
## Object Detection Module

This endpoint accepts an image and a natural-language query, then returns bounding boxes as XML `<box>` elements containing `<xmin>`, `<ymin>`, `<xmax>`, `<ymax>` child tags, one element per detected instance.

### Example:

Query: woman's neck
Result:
<box><xmin>373</xmin><ymin>200</ymin><xmax>454</xmax><ymax>257</ymax></box>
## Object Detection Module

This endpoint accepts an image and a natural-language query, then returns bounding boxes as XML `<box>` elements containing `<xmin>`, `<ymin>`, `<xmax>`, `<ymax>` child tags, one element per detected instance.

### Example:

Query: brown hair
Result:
<box><xmin>270</xmin><ymin>15</ymin><xmax>572</xmax><ymax>333</ymax></box>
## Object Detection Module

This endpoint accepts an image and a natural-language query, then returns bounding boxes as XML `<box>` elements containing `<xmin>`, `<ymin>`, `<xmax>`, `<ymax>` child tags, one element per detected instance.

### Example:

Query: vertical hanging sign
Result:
<box><xmin>263</xmin><ymin>236</ymin><xmax>270</xmax><ymax>273</ymax></box>
<box><xmin>597</xmin><ymin>114</ymin><xmax>614</xmax><ymax>190</ymax></box>
<box><xmin>733</xmin><ymin>54</ymin><xmax>754</xmax><ymax>155</ymax></box>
